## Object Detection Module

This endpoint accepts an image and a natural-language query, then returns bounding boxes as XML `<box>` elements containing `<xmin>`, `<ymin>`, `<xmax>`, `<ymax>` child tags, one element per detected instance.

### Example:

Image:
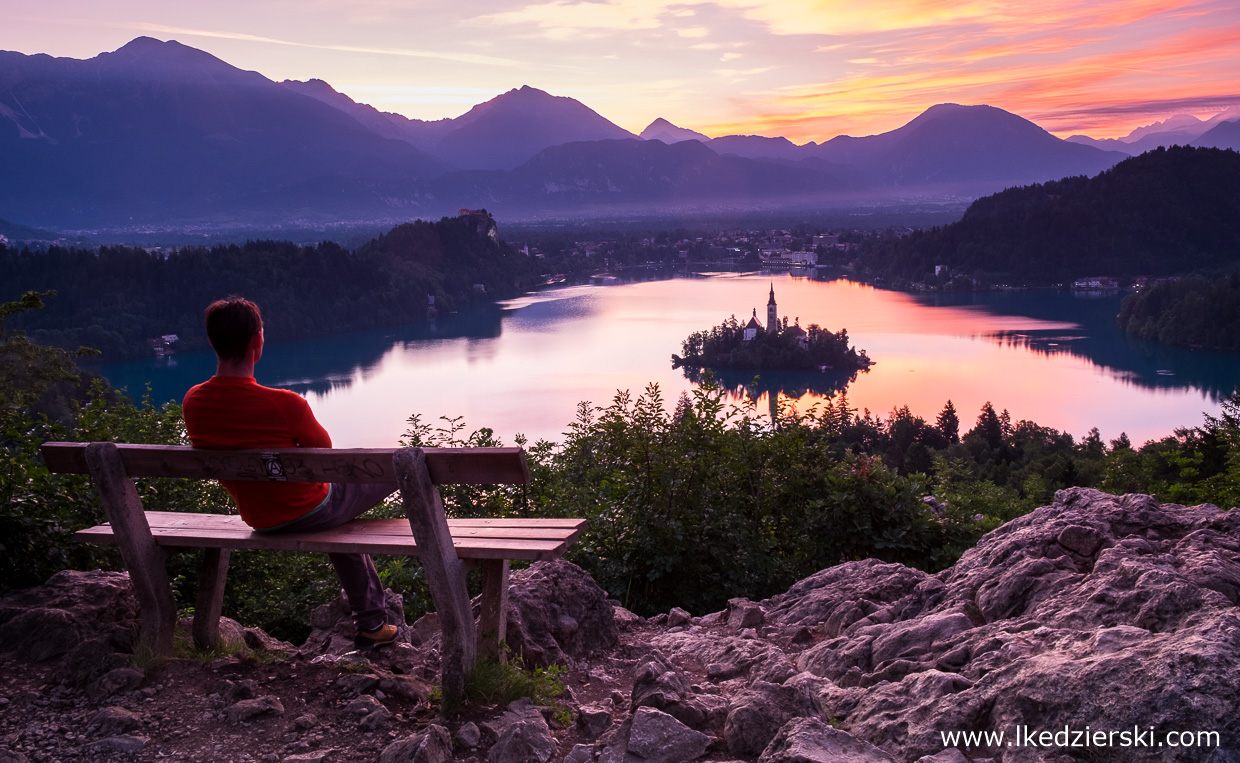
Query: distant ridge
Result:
<box><xmin>0</xmin><ymin>38</ymin><xmax>1150</xmax><ymax>230</ymax></box>
<box><xmin>0</xmin><ymin>37</ymin><xmax>448</xmax><ymax>228</ymax></box>
<box><xmin>640</xmin><ymin>118</ymin><xmax>710</xmax><ymax>144</ymax></box>
<box><xmin>861</xmin><ymin>145</ymin><xmax>1240</xmax><ymax>284</ymax></box>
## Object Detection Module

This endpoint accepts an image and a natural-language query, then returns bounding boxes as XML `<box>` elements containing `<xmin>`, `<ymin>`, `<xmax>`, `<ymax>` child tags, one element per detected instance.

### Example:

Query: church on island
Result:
<box><xmin>743</xmin><ymin>284</ymin><xmax>808</xmax><ymax>349</ymax></box>
<box><xmin>673</xmin><ymin>283</ymin><xmax>869</xmax><ymax>373</ymax></box>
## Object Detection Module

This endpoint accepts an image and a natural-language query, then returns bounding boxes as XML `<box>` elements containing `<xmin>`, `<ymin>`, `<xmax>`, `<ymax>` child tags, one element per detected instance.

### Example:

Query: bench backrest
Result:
<box><xmin>39</xmin><ymin>442</ymin><xmax>529</xmax><ymax>486</ymax></box>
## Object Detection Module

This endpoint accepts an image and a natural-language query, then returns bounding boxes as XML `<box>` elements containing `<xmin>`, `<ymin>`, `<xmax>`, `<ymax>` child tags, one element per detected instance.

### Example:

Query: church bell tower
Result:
<box><xmin>767</xmin><ymin>283</ymin><xmax>778</xmax><ymax>335</ymax></box>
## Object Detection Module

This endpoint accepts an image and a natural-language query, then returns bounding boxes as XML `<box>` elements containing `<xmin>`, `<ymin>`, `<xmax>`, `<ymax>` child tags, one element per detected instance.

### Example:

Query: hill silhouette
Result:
<box><xmin>861</xmin><ymin>145</ymin><xmax>1240</xmax><ymax>284</ymax></box>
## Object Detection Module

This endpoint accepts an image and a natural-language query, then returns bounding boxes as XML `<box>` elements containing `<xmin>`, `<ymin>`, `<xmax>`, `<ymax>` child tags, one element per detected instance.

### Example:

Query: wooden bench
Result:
<box><xmin>40</xmin><ymin>441</ymin><xmax>586</xmax><ymax>704</ymax></box>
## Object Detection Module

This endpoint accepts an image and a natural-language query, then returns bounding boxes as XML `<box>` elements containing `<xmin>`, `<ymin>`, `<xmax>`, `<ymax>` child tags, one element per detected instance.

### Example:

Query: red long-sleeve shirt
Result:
<box><xmin>182</xmin><ymin>375</ymin><xmax>331</xmax><ymax>529</ymax></box>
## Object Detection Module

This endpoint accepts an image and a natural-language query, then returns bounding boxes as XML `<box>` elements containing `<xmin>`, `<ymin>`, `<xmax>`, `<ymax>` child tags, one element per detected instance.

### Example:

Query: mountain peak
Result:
<box><xmin>97</xmin><ymin>37</ymin><xmax>262</xmax><ymax>85</ymax></box>
<box><xmin>640</xmin><ymin>118</ymin><xmax>710</xmax><ymax>144</ymax></box>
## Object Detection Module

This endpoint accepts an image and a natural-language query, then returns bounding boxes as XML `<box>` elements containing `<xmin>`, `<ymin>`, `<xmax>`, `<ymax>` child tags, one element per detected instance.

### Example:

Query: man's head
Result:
<box><xmin>205</xmin><ymin>297</ymin><xmax>263</xmax><ymax>363</ymax></box>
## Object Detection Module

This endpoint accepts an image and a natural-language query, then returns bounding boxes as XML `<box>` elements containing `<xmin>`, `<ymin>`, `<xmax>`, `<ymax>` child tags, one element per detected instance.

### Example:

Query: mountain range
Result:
<box><xmin>1</xmin><ymin>37</ymin><xmax>1233</xmax><ymax>233</ymax></box>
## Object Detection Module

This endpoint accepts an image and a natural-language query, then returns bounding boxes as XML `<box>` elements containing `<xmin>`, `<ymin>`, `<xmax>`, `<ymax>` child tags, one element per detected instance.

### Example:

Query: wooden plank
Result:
<box><xmin>478</xmin><ymin>559</ymin><xmax>509</xmax><ymax>663</ymax></box>
<box><xmin>394</xmin><ymin>447</ymin><xmax>476</xmax><ymax>708</ymax></box>
<box><xmin>41</xmin><ymin>443</ymin><xmax>529</xmax><ymax>486</ymax></box>
<box><xmin>129</xmin><ymin>513</ymin><xmax>586</xmax><ymax>541</ymax></box>
<box><xmin>85</xmin><ymin>443</ymin><xmax>177</xmax><ymax>657</ymax></box>
<box><xmin>192</xmin><ymin>548</ymin><xmax>230</xmax><ymax>651</ymax></box>
<box><xmin>75</xmin><ymin>526</ymin><xmax>571</xmax><ymax>560</ymax></box>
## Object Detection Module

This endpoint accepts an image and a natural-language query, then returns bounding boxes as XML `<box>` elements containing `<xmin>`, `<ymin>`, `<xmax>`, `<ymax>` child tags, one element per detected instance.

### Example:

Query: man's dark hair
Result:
<box><xmin>205</xmin><ymin>297</ymin><xmax>263</xmax><ymax>362</ymax></box>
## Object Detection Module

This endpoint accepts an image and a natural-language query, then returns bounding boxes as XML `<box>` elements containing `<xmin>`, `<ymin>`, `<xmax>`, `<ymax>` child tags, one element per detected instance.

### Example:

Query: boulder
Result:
<box><xmin>667</xmin><ymin>607</ymin><xmax>692</xmax><ymax>628</ymax></box>
<box><xmin>724</xmin><ymin>680</ymin><xmax>822</xmax><ymax>759</ymax></box>
<box><xmin>578</xmin><ymin>698</ymin><xmax>615</xmax><ymax>738</ymax></box>
<box><xmin>504</xmin><ymin>560</ymin><xmax>617</xmax><ymax>668</ymax></box>
<box><xmin>485</xmin><ymin>698</ymin><xmax>556</xmax><ymax>763</ymax></box>
<box><xmin>223</xmin><ymin>696</ymin><xmax>284</xmax><ymax>723</ymax></box>
<box><xmin>727</xmin><ymin>598</ymin><xmax>766</xmax><ymax>630</ymax></box>
<box><xmin>88</xmin><ymin>667</ymin><xmax>144</xmax><ymax>700</ymax></box>
<box><xmin>0</xmin><ymin>570</ymin><xmax>139</xmax><ymax>664</ymax></box>
<box><xmin>757</xmin><ymin>718</ymin><xmax>895</xmax><ymax>763</ymax></box>
<box><xmin>629</xmin><ymin>653</ymin><xmax>719</xmax><ymax>729</ymax></box>
<box><xmin>626</xmin><ymin>706</ymin><xmax>711</xmax><ymax>763</ymax></box>
<box><xmin>379</xmin><ymin>724</ymin><xmax>453</xmax><ymax>763</ymax></box>
<box><xmin>779</xmin><ymin>489</ymin><xmax>1240</xmax><ymax>761</ymax></box>
<box><xmin>89</xmin><ymin>706</ymin><xmax>143</xmax><ymax>737</ymax></box>
<box><xmin>653</xmin><ymin>631</ymin><xmax>795</xmax><ymax>685</ymax></box>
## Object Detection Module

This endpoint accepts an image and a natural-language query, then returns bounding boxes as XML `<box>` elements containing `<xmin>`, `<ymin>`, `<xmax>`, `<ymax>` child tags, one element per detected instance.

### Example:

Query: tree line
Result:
<box><xmin>857</xmin><ymin>146</ymin><xmax>1240</xmax><ymax>287</ymax></box>
<box><xmin>1117</xmin><ymin>274</ymin><xmax>1240</xmax><ymax>351</ymax></box>
<box><xmin>0</xmin><ymin>213</ymin><xmax>541</xmax><ymax>360</ymax></box>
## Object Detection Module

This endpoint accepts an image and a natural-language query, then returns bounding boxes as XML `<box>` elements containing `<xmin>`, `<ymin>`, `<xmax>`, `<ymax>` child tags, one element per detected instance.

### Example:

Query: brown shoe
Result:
<box><xmin>354</xmin><ymin>623</ymin><xmax>398</xmax><ymax>651</ymax></box>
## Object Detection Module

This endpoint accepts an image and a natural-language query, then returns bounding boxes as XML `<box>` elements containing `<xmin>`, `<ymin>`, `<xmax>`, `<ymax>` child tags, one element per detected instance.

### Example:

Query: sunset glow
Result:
<box><xmin>5</xmin><ymin>0</ymin><xmax>1239</xmax><ymax>142</ymax></box>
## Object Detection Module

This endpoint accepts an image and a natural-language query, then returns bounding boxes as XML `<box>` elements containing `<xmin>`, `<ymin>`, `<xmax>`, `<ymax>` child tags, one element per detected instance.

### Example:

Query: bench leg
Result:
<box><xmin>394</xmin><ymin>448</ymin><xmax>477</xmax><ymax>708</ymax></box>
<box><xmin>85</xmin><ymin>442</ymin><xmax>178</xmax><ymax>658</ymax></box>
<box><xmin>192</xmin><ymin>548</ymin><xmax>231</xmax><ymax>651</ymax></box>
<box><xmin>478</xmin><ymin>560</ymin><xmax>509</xmax><ymax>664</ymax></box>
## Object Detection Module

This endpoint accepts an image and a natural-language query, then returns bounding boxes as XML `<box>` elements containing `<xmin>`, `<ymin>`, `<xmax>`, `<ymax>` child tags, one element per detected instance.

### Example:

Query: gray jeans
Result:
<box><xmin>265</xmin><ymin>482</ymin><xmax>398</xmax><ymax>632</ymax></box>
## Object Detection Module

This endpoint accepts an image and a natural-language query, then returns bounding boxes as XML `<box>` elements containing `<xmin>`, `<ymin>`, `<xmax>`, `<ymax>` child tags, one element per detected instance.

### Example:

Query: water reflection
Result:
<box><xmin>100</xmin><ymin>274</ymin><xmax>1240</xmax><ymax>446</ymax></box>
<box><xmin>919</xmin><ymin>290</ymin><xmax>1240</xmax><ymax>399</ymax></box>
<box><xmin>679</xmin><ymin>365</ymin><xmax>862</xmax><ymax>403</ymax></box>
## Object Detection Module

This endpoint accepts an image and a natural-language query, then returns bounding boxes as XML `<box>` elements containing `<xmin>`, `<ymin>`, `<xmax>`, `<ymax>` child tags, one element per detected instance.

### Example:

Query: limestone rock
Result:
<box><xmin>90</xmin><ymin>735</ymin><xmax>149</xmax><ymax>755</ymax></box>
<box><xmin>89</xmin><ymin>706</ymin><xmax>143</xmax><ymax>737</ymax></box>
<box><xmin>653</xmin><ymin>631</ymin><xmax>794</xmax><ymax>685</ymax></box>
<box><xmin>563</xmin><ymin>743</ymin><xmax>596</xmax><ymax>763</ymax></box>
<box><xmin>0</xmin><ymin>570</ymin><xmax>140</xmax><ymax>664</ymax></box>
<box><xmin>214</xmin><ymin>678</ymin><xmax>258</xmax><ymax>704</ymax></box>
<box><xmin>380</xmin><ymin>675</ymin><xmax>431</xmax><ymax>703</ymax></box>
<box><xmin>455</xmin><ymin>721</ymin><xmax>482</xmax><ymax>748</ymax></box>
<box><xmin>504</xmin><ymin>560</ymin><xmax>618</xmax><ymax>668</ymax></box>
<box><xmin>626</xmin><ymin>706</ymin><xmax>711</xmax><ymax>763</ymax></box>
<box><xmin>723</xmin><ymin>680</ymin><xmax>822</xmax><ymax>759</ymax></box>
<box><xmin>223</xmin><ymin>696</ymin><xmax>284</xmax><ymax>723</ymax></box>
<box><xmin>629</xmin><ymin>653</ymin><xmax>715</xmax><ymax>729</ymax></box>
<box><xmin>757</xmin><ymin>717</ymin><xmax>895</xmax><ymax>762</ymax></box>
<box><xmin>727</xmin><ymin>598</ymin><xmax>766</xmax><ymax>630</ymax></box>
<box><xmin>779</xmin><ymin>488</ymin><xmax>1240</xmax><ymax>761</ymax></box>
<box><xmin>485</xmin><ymin>698</ymin><xmax>556</xmax><ymax>763</ymax></box>
<box><xmin>915</xmin><ymin>750</ymin><xmax>969</xmax><ymax>763</ymax></box>
<box><xmin>666</xmin><ymin>607</ymin><xmax>692</xmax><ymax>627</ymax></box>
<box><xmin>612</xmin><ymin>605</ymin><xmax>644</xmax><ymax>630</ymax></box>
<box><xmin>379</xmin><ymin>724</ymin><xmax>453</xmax><ymax>763</ymax></box>
<box><xmin>88</xmin><ymin>667</ymin><xmax>144</xmax><ymax>700</ymax></box>
<box><xmin>578</xmin><ymin>698</ymin><xmax>615</xmax><ymax>738</ymax></box>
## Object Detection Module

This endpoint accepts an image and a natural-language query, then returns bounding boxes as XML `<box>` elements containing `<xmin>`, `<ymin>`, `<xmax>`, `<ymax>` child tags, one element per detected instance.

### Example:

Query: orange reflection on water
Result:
<box><xmin>301</xmin><ymin>274</ymin><xmax>1227</xmax><ymax>447</ymax></box>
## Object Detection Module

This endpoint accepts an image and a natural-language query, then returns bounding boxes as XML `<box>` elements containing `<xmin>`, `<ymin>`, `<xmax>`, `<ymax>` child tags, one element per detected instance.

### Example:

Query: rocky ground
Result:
<box><xmin>2</xmin><ymin>487</ymin><xmax>1240</xmax><ymax>763</ymax></box>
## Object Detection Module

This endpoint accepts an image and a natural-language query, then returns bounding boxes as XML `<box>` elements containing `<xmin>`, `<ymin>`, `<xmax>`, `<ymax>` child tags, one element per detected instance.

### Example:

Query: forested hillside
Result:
<box><xmin>0</xmin><ymin>213</ymin><xmax>538</xmax><ymax>359</ymax></box>
<box><xmin>1118</xmin><ymin>275</ymin><xmax>1240</xmax><ymax>351</ymax></box>
<box><xmin>859</xmin><ymin>146</ymin><xmax>1240</xmax><ymax>285</ymax></box>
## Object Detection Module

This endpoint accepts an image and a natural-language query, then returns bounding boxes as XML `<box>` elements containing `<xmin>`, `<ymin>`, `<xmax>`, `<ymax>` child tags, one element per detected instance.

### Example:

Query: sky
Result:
<box><xmin>4</xmin><ymin>0</ymin><xmax>1240</xmax><ymax>143</ymax></box>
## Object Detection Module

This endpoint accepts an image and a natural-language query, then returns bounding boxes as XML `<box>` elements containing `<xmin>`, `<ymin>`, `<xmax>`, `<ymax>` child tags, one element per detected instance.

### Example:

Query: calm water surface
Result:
<box><xmin>102</xmin><ymin>273</ymin><xmax>1240</xmax><ymax>447</ymax></box>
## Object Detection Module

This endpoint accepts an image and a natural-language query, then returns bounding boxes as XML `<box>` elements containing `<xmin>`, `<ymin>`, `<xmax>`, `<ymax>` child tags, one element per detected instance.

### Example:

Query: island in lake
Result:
<box><xmin>672</xmin><ymin>284</ymin><xmax>872</xmax><ymax>372</ymax></box>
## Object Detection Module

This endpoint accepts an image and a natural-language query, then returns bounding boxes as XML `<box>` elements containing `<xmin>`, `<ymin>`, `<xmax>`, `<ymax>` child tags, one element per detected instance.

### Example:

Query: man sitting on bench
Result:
<box><xmin>182</xmin><ymin>296</ymin><xmax>399</xmax><ymax>652</ymax></box>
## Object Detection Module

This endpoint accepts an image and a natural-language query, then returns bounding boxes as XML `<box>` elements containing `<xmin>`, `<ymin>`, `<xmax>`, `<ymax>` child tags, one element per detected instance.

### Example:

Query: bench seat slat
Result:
<box><xmin>76</xmin><ymin>526</ymin><xmax>573</xmax><ymax>561</ymax></box>
<box><xmin>132</xmin><ymin>511</ymin><xmax>585</xmax><ymax>531</ymax></box>
<box><xmin>40</xmin><ymin>443</ymin><xmax>529</xmax><ymax>485</ymax></box>
<box><xmin>75</xmin><ymin>512</ymin><xmax>587</xmax><ymax>562</ymax></box>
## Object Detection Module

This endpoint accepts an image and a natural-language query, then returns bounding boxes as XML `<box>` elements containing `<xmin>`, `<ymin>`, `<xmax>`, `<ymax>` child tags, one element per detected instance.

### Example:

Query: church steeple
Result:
<box><xmin>767</xmin><ymin>282</ymin><xmax>778</xmax><ymax>335</ymax></box>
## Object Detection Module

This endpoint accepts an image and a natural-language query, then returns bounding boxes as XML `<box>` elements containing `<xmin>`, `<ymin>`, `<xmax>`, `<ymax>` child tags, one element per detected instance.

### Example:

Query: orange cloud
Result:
<box><xmin>710</xmin><ymin>2</ymin><xmax>1240</xmax><ymax>141</ymax></box>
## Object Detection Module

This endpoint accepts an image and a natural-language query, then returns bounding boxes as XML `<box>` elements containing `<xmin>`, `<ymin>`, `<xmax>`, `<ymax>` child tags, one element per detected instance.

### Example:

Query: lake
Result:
<box><xmin>102</xmin><ymin>272</ymin><xmax>1240</xmax><ymax>448</ymax></box>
